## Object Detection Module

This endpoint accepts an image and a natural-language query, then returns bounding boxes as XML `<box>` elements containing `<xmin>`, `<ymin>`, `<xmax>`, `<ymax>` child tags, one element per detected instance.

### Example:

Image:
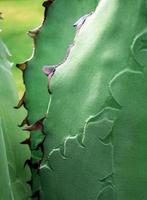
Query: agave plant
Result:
<box><xmin>1</xmin><ymin>0</ymin><xmax>147</xmax><ymax>199</ymax></box>
<box><xmin>0</xmin><ymin>16</ymin><xmax>30</xmax><ymax>200</ymax></box>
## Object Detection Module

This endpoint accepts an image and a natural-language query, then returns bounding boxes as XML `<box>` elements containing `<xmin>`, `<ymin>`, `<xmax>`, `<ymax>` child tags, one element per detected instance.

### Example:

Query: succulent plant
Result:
<box><xmin>0</xmin><ymin>21</ymin><xmax>30</xmax><ymax>199</ymax></box>
<box><xmin>1</xmin><ymin>0</ymin><xmax>147</xmax><ymax>199</ymax></box>
<box><xmin>38</xmin><ymin>1</ymin><xmax>147</xmax><ymax>199</ymax></box>
<box><xmin>17</xmin><ymin>0</ymin><xmax>99</xmax><ymax>198</ymax></box>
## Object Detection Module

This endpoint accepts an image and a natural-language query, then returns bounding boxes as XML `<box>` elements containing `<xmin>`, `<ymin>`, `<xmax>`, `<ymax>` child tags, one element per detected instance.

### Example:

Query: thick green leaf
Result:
<box><xmin>22</xmin><ymin>0</ymin><xmax>98</xmax><ymax>195</ymax></box>
<box><xmin>0</xmin><ymin>119</ymin><xmax>13</xmax><ymax>200</ymax></box>
<box><xmin>0</xmin><ymin>40</ymin><xmax>31</xmax><ymax>200</ymax></box>
<box><xmin>39</xmin><ymin>0</ymin><xmax>147</xmax><ymax>199</ymax></box>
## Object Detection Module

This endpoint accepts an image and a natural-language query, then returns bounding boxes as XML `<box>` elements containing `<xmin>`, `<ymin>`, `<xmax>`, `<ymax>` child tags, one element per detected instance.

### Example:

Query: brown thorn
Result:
<box><xmin>16</xmin><ymin>63</ymin><xmax>27</xmax><ymax>71</ymax></box>
<box><xmin>24</xmin><ymin>159</ymin><xmax>31</xmax><ymax>168</ymax></box>
<box><xmin>24</xmin><ymin>159</ymin><xmax>41</xmax><ymax>170</ymax></box>
<box><xmin>23</xmin><ymin>116</ymin><xmax>46</xmax><ymax>132</ymax></box>
<box><xmin>42</xmin><ymin>0</ymin><xmax>53</xmax><ymax>8</ymax></box>
<box><xmin>14</xmin><ymin>94</ymin><xmax>25</xmax><ymax>109</ymax></box>
<box><xmin>42</xmin><ymin>0</ymin><xmax>54</xmax><ymax>21</ymax></box>
<box><xmin>28</xmin><ymin>27</ymin><xmax>41</xmax><ymax>39</ymax></box>
<box><xmin>42</xmin><ymin>66</ymin><xmax>56</xmax><ymax>94</ymax></box>
<box><xmin>27</xmin><ymin>179</ymin><xmax>32</xmax><ymax>187</ymax></box>
<box><xmin>21</xmin><ymin>137</ymin><xmax>31</xmax><ymax>145</ymax></box>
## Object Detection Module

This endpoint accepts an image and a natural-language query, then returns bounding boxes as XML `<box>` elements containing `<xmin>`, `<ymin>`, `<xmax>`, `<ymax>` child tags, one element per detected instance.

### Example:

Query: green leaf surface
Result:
<box><xmin>0</xmin><ymin>40</ymin><xmax>31</xmax><ymax>200</ymax></box>
<box><xmin>38</xmin><ymin>0</ymin><xmax>147</xmax><ymax>199</ymax></box>
<box><xmin>22</xmin><ymin>0</ymin><xmax>98</xmax><ymax>195</ymax></box>
<box><xmin>40</xmin><ymin>110</ymin><xmax>118</xmax><ymax>199</ymax></box>
<box><xmin>0</xmin><ymin>119</ymin><xmax>13</xmax><ymax>200</ymax></box>
<box><xmin>110</xmin><ymin>69</ymin><xmax>147</xmax><ymax>199</ymax></box>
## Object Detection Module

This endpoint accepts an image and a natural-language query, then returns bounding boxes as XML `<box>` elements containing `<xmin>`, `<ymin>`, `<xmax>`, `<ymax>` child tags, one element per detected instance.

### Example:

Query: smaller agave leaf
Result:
<box><xmin>0</xmin><ymin>118</ymin><xmax>13</xmax><ymax>200</ymax></box>
<box><xmin>0</xmin><ymin>39</ymin><xmax>31</xmax><ymax>199</ymax></box>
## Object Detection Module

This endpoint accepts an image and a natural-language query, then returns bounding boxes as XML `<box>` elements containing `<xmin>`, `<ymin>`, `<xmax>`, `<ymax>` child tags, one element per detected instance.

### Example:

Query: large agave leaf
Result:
<box><xmin>19</xmin><ymin>0</ymin><xmax>98</xmax><ymax>196</ymax></box>
<box><xmin>38</xmin><ymin>0</ymin><xmax>147</xmax><ymax>199</ymax></box>
<box><xmin>0</xmin><ymin>39</ymin><xmax>30</xmax><ymax>199</ymax></box>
